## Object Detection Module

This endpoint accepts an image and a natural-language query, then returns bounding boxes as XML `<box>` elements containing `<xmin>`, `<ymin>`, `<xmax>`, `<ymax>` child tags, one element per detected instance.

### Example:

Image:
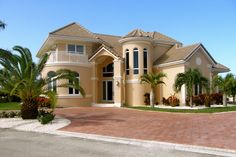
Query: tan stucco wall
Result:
<box><xmin>154</xmin><ymin>64</ymin><xmax>185</xmax><ymax>104</ymax></box>
<box><xmin>41</xmin><ymin>64</ymin><xmax>93</xmax><ymax>107</ymax></box>
<box><xmin>185</xmin><ymin>48</ymin><xmax>213</xmax><ymax>80</ymax></box>
<box><xmin>125</xmin><ymin>82</ymin><xmax>150</xmax><ymax>106</ymax></box>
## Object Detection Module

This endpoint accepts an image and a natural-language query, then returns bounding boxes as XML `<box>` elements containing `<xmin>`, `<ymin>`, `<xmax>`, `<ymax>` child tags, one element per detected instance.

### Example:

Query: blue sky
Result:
<box><xmin>0</xmin><ymin>0</ymin><xmax>236</xmax><ymax>74</ymax></box>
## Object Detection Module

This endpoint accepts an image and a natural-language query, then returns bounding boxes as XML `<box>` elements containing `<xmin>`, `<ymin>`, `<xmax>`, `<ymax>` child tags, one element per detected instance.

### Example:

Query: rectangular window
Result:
<box><xmin>68</xmin><ymin>44</ymin><xmax>84</xmax><ymax>54</ymax></box>
<box><xmin>126</xmin><ymin>52</ymin><xmax>129</xmax><ymax>75</ymax></box>
<box><xmin>133</xmin><ymin>51</ymin><xmax>139</xmax><ymax>74</ymax></box>
<box><xmin>68</xmin><ymin>78</ymin><xmax>80</xmax><ymax>95</ymax></box>
<box><xmin>68</xmin><ymin>45</ymin><xmax>76</xmax><ymax>53</ymax></box>
<box><xmin>143</xmin><ymin>51</ymin><xmax>147</xmax><ymax>74</ymax></box>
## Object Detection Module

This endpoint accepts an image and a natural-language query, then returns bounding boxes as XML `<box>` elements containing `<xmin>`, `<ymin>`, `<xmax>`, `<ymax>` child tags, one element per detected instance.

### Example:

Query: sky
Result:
<box><xmin>0</xmin><ymin>0</ymin><xmax>236</xmax><ymax>74</ymax></box>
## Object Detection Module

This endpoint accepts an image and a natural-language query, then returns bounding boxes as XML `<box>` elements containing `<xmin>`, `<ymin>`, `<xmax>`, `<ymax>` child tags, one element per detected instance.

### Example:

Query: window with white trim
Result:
<box><xmin>133</xmin><ymin>48</ymin><xmax>139</xmax><ymax>74</ymax></box>
<box><xmin>47</xmin><ymin>71</ymin><xmax>57</xmax><ymax>92</ymax></box>
<box><xmin>103</xmin><ymin>63</ymin><xmax>114</xmax><ymax>77</ymax></box>
<box><xmin>125</xmin><ymin>49</ymin><xmax>129</xmax><ymax>75</ymax></box>
<box><xmin>194</xmin><ymin>84</ymin><xmax>202</xmax><ymax>95</ymax></box>
<box><xmin>68</xmin><ymin>44</ymin><xmax>85</xmax><ymax>55</ymax></box>
<box><xmin>69</xmin><ymin>73</ymin><xmax>80</xmax><ymax>95</ymax></box>
<box><xmin>143</xmin><ymin>48</ymin><xmax>148</xmax><ymax>74</ymax></box>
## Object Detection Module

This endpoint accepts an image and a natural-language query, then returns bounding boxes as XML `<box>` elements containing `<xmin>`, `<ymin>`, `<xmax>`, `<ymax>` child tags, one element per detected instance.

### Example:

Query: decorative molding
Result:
<box><xmin>91</xmin><ymin>77</ymin><xmax>98</xmax><ymax>80</ymax></box>
<box><xmin>46</xmin><ymin>62</ymin><xmax>92</xmax><ymax>68</ymax></box>
<box><xmin>89</xmin><ymin>47</ymin><xmax>119</xmax><ymax>62</ymax></box>
<box><xmin>58</xmin><ymin>94</ymin><xmax>92</xmax><ymax>98</ymax></box>
<box><xmin>154</xmin><ymin>60</ymin><xmax>185</xmax><ymax>68</ymax></box>
<box><xmin>126</xmin><ymin>79</ymin><xmax>140</xmax><ymax>84</ymax></box>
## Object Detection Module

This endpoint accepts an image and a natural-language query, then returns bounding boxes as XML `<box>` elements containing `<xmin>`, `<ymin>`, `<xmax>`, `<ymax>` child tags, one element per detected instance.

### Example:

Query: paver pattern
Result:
<box><xmin>55</xmin><ymin>107</ymin><xmax>236</xmax><ymax>150</ymax></box>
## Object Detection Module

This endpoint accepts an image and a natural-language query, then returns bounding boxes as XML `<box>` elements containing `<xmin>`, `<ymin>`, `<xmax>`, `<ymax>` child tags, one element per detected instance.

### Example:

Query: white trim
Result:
<box><xmin>119</xmin><ymin>37</ymin><xmax>153</xmax><ymax>44</ymax></box>
<box><xmin>50</xmin><ymin>34</ymin><xmax>100</xmax><ymax>42</ymax></box>
<box><xmin>154</xmin><ymin>60</ymin><xmax>185</xmax><ymax>68</ymax></box>
<box><xmin>113</xmin><ymin>76</ymin><xmax>122</xmax><ymax>79</ymax></box>
<box><xmin>57</xmin><ymin>94</ymin><xmax>92</xmax><ymax>98</ymax></box>
<box><xmin>67</xmin><ymin>44</ymin><xmax>86</xmax><ymax>56</ymax></box>
<box><xmin>45</xmin><ymin>62</ymin><xmax>91</xmax><ymax>68</ymax></box>
<box><xmin>89</xmin><ymin>47</ymin><xmax>119</xmax><ymax>62</ymax></box>
<box><xmin>126</xmin><ymin>79</ymin><xmax>139</xmax><ymax>84</ymax></box>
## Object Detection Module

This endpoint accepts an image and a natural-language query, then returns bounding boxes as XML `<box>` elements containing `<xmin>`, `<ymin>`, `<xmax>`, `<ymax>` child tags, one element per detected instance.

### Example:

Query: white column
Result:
<box><xmin>91</xmin><ymin>61</ymin><xmax>98</xmax><ymax>105</ymax></box>
<box><xmin>181</xmin><ymin>84</ymin><xmax>186</xmax><ymax>105</ymax></box>
<box><xmin>113</xmin><ymin>58</ymin><xmax>123</xmax><ymax>107</ymax></box>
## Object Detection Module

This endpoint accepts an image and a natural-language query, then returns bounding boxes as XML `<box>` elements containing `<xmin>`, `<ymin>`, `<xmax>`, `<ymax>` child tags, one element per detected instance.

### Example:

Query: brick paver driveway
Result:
<box><xmin>55</xmin><ymin>107</ymin><xmax>236</xmax><ymax>150</ymax></box>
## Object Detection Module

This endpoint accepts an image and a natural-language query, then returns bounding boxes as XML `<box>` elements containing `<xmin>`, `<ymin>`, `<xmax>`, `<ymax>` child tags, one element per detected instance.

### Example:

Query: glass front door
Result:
<box><xmin>102</xmin><ymin>80</ymin><xmax>113</xmax><ymax>101</ymax></box>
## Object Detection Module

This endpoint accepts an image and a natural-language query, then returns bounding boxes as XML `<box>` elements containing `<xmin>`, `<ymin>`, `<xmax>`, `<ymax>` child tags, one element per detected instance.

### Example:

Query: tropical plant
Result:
<box><xmin>174</xmin><ymin>68</ymin><xmax>208</xmax><ymax>107</ymax></box>
<box><xmin>212</xmin><ymin>73</ymin><xmax>234</xmax><ymax>106</ymax></box>
<box><xmin>140</xmin><ymin>72</ymin><xmax>167</xmax><ymax>108</ymax></box>
<box><xmin>0</xmin><ymin>46</ymin><xmax>85</xmax><ymax>119</ymax></box>
<box><xmin>0</xmin><ymin>20</ymin><xmax>6</xmax><ymax>30</ymax></box>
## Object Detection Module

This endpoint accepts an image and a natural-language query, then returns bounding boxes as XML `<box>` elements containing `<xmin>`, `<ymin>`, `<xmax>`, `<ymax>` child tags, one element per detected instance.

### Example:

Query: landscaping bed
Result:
<box><xmin>128</xmin><ymin>105</ymin><xmax>236</xmax><ymax>113</ymax></box>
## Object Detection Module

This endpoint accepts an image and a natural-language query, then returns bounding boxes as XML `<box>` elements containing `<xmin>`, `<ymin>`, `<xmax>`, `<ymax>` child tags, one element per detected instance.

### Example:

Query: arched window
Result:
<box><xmin>143</xmin><ymin>48</ymin><xmax>148</xmax><ymax>74</ymax></box>
<box><xmin>125</xmin><ymin>49</ymin><xmax>129</xmax><ymax>75</ymax></box>
<box><xmin>47</xmin><ymin>71</ymin><xmax>57</xmax><ymax>92</ymax></box>
<box><xmin>103</xmin><ymin>63</ymin><xmax>114</xmax><ymax>77</ymax></box>
<box><xmin>69</xmin><ymin>73</ymin><xmax>80</xmax><ymax>95</ymax></box>
<box><xmin>133</xmin><ymin>48</ymin><xmax>139</xmax><ymax>74</ymax></box>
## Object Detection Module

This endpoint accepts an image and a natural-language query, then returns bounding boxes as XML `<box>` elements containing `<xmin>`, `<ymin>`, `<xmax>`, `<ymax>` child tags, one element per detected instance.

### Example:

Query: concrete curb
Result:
<box><xmin>52</xmin><ymin>130</ymin><xmax>236</xmax><ymax>157</ymax></box>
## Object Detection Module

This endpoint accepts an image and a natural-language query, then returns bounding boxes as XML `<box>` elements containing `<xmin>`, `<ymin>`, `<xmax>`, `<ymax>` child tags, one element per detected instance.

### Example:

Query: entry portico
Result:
<box><xmin>89</xmin><ymin>45</ymin><xmax>123</xmax><ymax>107</ymax></box>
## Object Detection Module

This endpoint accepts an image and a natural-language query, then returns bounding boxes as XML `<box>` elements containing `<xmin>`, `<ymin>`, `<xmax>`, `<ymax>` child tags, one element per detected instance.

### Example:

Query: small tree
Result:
<box><xmin>140</xmin><ymin>72</ymin><xmax>167</xmax><ymax>108</ymax></box>
<box><xmin>0</xmin><ymin>20</ymin><xmax>6</xmax><ymax>30</ymax></box>
<box><xmin>174</xmin><ymin>68</ymin><xmax>208</xmax><ymax>107</ymax></box>
<box><xmin>213</xmin><ymin>73</ymin><xmax>234</xmax><ymax>106</ymax></box>
<box><xmin>0</xmin><ymin>46</ymin><xmax>85</xmax><ymax>119</ymax></box>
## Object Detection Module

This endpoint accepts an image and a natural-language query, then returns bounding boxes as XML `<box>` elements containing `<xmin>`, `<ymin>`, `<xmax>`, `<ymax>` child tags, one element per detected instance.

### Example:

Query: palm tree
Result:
<box><xmin>174</xmin><ymin>68</ymin><xmax>208</xmax><ymax>107</ymax></box>
<box><xmin>0</xmin><ymin>20</ymin><xmax>6</xmax><ymax>30</ymax></box>
<box><xmin>213</xmin><ymin>73</ymin><xmax>234</xmax><ymax>106</ymax></box>
<box><xmin>0</xmin><ymin>46</ymin><xmax>85</xmax><ymax>119</ymax></box>
<box><xmin>140</xmin><ymin>72</ymin><xmax>167</xmax><ymax>108</ymax></box>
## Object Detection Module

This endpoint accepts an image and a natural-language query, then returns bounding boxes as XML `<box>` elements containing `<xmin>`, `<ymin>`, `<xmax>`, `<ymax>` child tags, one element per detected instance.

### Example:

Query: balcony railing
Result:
<box><xmin>47</xmin><ymin>51</ymin><xmax>89</xmax><ymax>64</ymax></box>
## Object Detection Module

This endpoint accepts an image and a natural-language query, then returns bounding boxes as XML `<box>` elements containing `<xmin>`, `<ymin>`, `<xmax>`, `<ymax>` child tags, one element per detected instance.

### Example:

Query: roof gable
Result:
<box><xmin>50</xmin><ymin>22</ymin><xmax>98</xmax><ymax>39</ymax></box>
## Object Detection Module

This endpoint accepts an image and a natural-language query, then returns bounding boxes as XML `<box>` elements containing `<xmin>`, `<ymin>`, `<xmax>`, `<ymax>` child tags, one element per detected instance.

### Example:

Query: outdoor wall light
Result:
<box><xmin>115</xmin><ymin>81</ymin><xmax>119</xmax><ymax>86</ymax></box>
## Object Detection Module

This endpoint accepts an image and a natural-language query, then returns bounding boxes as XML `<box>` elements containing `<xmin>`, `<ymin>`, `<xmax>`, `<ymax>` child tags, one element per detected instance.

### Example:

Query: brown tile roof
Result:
<box><xmin>212</xmin><ymin>63</ymin><xmax>230</xmax><ymax>72</ymax></box>
<box><xmin>154</xmin><ymin>43</ymin><xmax>201</xmax><ymax>65</ymax></box>
<box><xmin>50</xmin><ymin>22</ymin><xmax>98</xmax><ymax>40</ymax></box>
<box><xmin>94</xmin><ymin>33</ymin><xmax>122</xmax><ymax>57</ymax></box>
<box><xmin>123</xmin><ymin>29</ymin><xmax>180</xmax><ymax>43</ymax></box>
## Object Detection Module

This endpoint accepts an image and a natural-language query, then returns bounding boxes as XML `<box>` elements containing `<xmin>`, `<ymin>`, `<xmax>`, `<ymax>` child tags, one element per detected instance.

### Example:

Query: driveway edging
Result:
<box><xmin>54</xmin><ymin>130</ymin><xmax>236</xmax><ymax>157</ymax></box>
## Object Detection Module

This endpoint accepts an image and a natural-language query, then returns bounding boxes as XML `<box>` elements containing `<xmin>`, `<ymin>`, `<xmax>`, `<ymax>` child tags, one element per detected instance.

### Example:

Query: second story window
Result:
<box><xmin>133</xmin><ymin>48</ymin><xmax>139</xmax><ymax>74</ymax></box>
<box><xmin>68</xmin><ymin>44</ymin><xmax>84</xmax><ymax>55</ymax></box>
<box><xmin>143</xmin><ymin>48</ymin><xmax>148</xmax><ymax>74</ymax></box>
<box><xmin>125</xmin><ymin>49</ymin><xmax>129</xmax><ymax>75</ymax></box>
<box><xmin>103</xmin><ymin>63</ymin><xmax>114</xmax><ymax>77</ymax></box>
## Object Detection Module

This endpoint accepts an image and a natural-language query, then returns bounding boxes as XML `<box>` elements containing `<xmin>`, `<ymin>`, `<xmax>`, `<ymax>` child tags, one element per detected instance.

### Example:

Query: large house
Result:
<box><xmin>37</xmin><ymin>22</ymin><xmax>229</xmax><ymax>107</ymax></box>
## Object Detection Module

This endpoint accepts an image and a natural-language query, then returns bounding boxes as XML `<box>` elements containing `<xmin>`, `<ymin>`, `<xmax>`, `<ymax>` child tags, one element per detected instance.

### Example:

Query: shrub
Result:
<box><xmin>144</xmin><ymin>93</ymin><xmax>150</xmax><ymax>105</ymax></box>
<box><xmin>37</xmin><ymin>109</ymin><xmax>55</xmax><ymax>125</ymax></box>
<box><xmin>167</xmin><ymin>94</ymin><xmax>180</xmax><ymax>107</ymax></box>
<box><xmin>35</xmin><ymin>97</ymin><xmax>51</xmax><ymax>108</ymax></box>
<box><xmin>162</xmin><ymin>97</ymin><xmax>169</xmax><ymax>105</ymax></box>
<box><xmin>0</xmin><ymin>111</ymin><xmax>21</xmax><ymax>118</ymax></box>
<box><xmin>211</xmin><ymin>93</ymin><xmax>223</xmax><ymax>105</ymax></box>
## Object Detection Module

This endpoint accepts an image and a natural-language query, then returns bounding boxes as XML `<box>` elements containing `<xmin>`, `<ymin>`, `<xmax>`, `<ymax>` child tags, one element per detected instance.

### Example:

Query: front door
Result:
<box><xmin>102</xmin><ymin>80</ymin><xmax>113</xmax><ymax>101</ymax></box>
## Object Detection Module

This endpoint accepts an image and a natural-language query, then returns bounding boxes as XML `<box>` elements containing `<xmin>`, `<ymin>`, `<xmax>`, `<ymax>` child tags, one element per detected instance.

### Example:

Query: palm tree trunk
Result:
<box><xmin>190</xmin><ymin>96</ymin><xmax>193</xmax><ymax>107</ymax></box>
<box><xmin>21</xmin><ymin>98</ymin><xmax>38</xmax><ymax>119</ymax></box>
<box><xmin>150</xmin><ymin>88</ymin><xmax>154</xmax><ymax>108</ymax></box>
<box><xmin>223</xmin><ymin>93</ymin><xmax>227</xmax><ymax>106</ymax></box>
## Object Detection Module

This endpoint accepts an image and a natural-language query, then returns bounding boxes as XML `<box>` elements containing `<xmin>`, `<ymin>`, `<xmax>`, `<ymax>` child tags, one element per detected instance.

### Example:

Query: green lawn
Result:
<box><xmin>0</xmin><ymin>102</ymin><xmax>21</xmax><ymax>110</ymax></box>
<box><xmin>127</xmin><ymin>105</ymin><xmax>236</xmax><ymax>113</ymax></box>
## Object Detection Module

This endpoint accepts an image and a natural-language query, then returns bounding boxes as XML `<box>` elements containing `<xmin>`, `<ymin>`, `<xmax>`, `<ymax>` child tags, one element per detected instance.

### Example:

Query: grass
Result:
<box><xmin>0</xmin><ymin>102</ymin><xmax>21</xmax><ymax>110</ymax></box>
<box><xmin>127</xmin><ymin>105</ymin><xmax>236</xmax><ymax>113</ymax></box>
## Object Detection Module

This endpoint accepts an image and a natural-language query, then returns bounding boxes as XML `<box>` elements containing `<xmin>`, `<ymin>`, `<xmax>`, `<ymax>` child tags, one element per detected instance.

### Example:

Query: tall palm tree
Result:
<box><xmin>213</xmin><ymin>73</ymin><xmax>234</xmax><ymax>106</ymax></box>
<box><xmin>0</xmin><ymin>46</ymin><xmax>85</xmax><ymax>119</ymax></box>
<box><xmin>140</xmin><ymin>72</ymin><xmax>167</xmax><ymax>108</ymax></box>
<box><xmin>174</xmin><ymin>68</ymin><xmax>208</xmax><ymax>107</ymax></box>
<box><xmin>0</xmin><ymin>20</ymin><xmax>6</xmax><ymax>30</ymax></box>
